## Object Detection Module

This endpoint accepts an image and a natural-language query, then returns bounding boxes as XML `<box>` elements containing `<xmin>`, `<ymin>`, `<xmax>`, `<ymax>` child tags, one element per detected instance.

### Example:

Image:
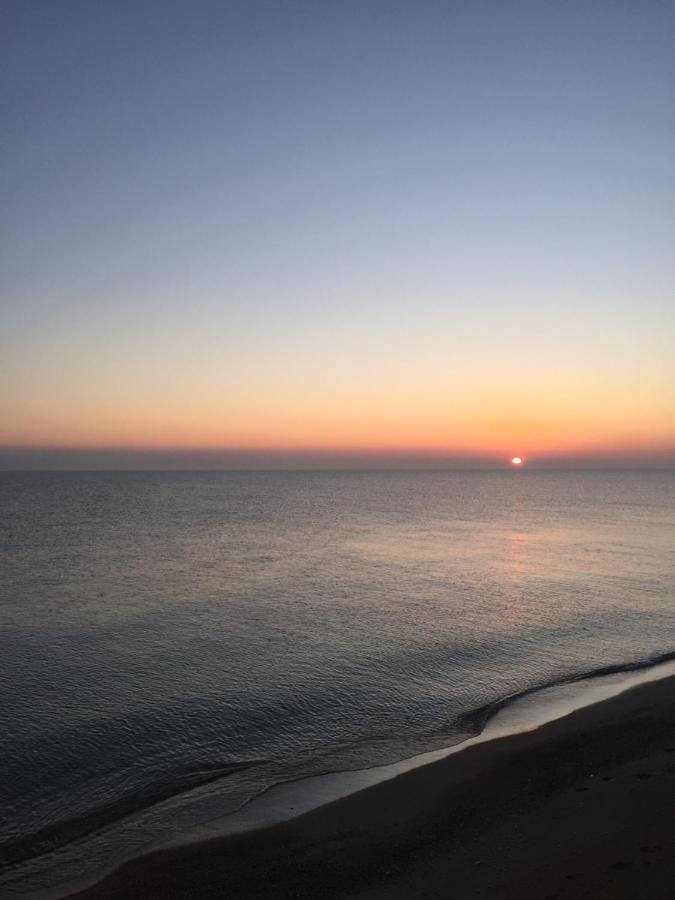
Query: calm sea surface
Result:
<box><xmin>1</xmin><ymin>470</ymin><xmax>674</xmax><ymax>895</ymax></box>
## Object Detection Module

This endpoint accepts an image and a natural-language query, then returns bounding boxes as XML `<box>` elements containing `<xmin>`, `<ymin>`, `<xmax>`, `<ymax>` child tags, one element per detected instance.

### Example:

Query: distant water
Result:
<box><xmin>1</xmin><ymin>470</ymin><xmax>674</xmax><ymax>896</ymax></box>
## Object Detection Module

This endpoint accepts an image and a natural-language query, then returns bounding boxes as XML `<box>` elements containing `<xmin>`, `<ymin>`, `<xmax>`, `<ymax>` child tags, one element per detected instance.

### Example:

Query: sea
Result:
<box><xmin>1</xmin><ymin>470</ymin><xmax>673</xmax><ymax>897</ymax></box>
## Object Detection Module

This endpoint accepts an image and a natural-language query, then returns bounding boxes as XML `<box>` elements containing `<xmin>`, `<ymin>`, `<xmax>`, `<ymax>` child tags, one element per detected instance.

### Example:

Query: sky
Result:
<box><xmin>2</xmin><ymin>0</ymin><xmax>674</xmax><ymax>469</ymax></box>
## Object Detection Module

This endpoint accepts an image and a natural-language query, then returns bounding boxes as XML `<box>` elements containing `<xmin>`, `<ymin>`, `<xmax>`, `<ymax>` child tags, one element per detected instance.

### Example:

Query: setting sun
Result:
<box><xmin>511</xmin><ymin>456</ymin><xmax>524</xmax><ymax>466</ymax></box>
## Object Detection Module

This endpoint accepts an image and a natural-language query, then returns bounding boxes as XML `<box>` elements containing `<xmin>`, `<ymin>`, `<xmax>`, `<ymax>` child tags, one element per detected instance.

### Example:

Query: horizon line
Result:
<box><xmin>2</xmin><ymin>467</ymin><xmax>674</xmax><ymax>474</ymax></box>
<box><xmin>2</xmin><ymin>444</ymin><xmax>674</xmax><ymax>473</ymax></box>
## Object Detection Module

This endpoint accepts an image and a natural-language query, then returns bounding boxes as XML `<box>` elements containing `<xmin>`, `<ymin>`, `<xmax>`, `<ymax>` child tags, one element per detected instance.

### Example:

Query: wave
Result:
<box><xmin>185</xmin><ymin>649</ymin><xmax>675</xmax><ymax>856</ymax></box>
<box><xmin>457</xmin><ymin>647</ymin><xmax>675</xmax><ymax>734</ymax></box>
<box><xmin>3</xmin><ymin>649</ymin><xmax>675</xmax><ymax>891</ymax></box>
<box><xmin>0</xmin><ymin>759</ymin><xmax>262</xmax><ymax>869</ymax></box>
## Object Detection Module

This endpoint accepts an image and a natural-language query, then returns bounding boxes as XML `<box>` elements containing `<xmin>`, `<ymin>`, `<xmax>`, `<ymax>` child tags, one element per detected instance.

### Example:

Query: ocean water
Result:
<box><xmin>0</xmin><ymin>470</ymin><xmax>673</xmax><ymax>896</ymax></box>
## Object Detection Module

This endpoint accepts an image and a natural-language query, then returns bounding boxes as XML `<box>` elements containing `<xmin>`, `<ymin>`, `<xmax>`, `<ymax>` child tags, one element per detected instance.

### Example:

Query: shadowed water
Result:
<box><xmin>0</xmin><ymin>470</ymin><xmax>673</xmax><ymax>895</ymax></box>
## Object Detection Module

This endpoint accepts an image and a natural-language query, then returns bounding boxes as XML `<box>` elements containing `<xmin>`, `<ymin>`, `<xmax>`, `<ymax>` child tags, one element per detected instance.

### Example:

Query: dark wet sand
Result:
<box><xmin>71</xmin><ymin>673</ymin><xmax>675</xmax><ymax>899</ymax></box>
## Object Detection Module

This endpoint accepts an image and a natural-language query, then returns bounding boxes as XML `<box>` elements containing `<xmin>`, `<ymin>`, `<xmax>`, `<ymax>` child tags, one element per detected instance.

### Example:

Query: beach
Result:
<box><xmin>5</xmin><ymin>0</ymin><xmax>675</xmax><ymax>894</ymax></box>
<box><xmin>2</xmin><ymin>471</ymin><xmax>673</xmax><ymax>897</ymax></box>
<box><xmin>70</xmin><ymin>672</ymin><xmax>675</xmax><ymax>899</ymax></box>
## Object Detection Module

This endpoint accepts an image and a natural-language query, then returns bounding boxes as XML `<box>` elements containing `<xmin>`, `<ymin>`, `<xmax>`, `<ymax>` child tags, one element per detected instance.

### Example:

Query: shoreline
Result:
<box><xmin>68</xmin><ymin>667</ymin><xmax>675</xmax><ymax>899</ymax></box>
<box><xmin>156</xmin><ymin>653</ymin><xmax>675</xmax><ymax>849</ymax></box>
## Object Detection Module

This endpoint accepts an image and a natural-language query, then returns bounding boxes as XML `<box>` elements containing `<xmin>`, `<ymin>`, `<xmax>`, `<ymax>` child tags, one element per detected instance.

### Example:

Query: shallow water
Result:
<box><xmin>0</xmin><ymin>470</ymin><xmax>673</xmax><ymax>895</ymax></box>
<box><xmin>185</xmin><ymin>654</ymin><xmax>675</xmax><ymax>845</ymax></box>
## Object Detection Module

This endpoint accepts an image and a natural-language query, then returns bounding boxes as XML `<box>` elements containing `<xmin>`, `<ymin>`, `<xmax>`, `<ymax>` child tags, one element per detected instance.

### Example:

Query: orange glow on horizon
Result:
<box><xmin>2</xmin><ymin>359</ymin><xmax>674</xmax><ymax>462</ymax></box>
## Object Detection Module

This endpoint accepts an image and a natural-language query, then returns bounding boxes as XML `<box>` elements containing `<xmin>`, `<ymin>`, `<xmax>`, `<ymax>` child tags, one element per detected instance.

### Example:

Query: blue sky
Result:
<box><xmin>2</xmin><ymin>1</ymin><xmax>674</xmax><ymax>465</ymax></box>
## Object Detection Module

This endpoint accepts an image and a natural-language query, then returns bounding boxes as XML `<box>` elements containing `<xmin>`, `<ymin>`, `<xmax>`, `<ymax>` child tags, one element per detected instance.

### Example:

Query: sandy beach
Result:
<box><xmin>70</xmin><ymin>672</ymin><xmax>675</xmax><ymax>900</ymax></box>
<box><xmin>5</xmin><ymin>0</ymin><xmax>675</xmax><ymax>894</ymax></box>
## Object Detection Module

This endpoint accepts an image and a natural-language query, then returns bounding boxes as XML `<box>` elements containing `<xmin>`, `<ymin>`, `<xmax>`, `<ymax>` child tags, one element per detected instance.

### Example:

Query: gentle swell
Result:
<box><xmin>4</xmin><ymin>649</ymin><xmax>675</xmax><ymax>875</ymax></box>
<box><xmin>457</xmin><ymin>648</ymin><xmax>675</xmax><ymax>734</ymax></box>
<box><xmin>0</xmin><ymin>760</ymin><xmax>262</xmax><ymax>869</ymax></box>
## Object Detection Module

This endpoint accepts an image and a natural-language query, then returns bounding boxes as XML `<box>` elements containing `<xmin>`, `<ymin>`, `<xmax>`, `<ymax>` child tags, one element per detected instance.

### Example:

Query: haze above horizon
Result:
<box><xmin>2</xmin><ymin>1</ymin><xmax>674</xmax><ymax>469</ymax></box>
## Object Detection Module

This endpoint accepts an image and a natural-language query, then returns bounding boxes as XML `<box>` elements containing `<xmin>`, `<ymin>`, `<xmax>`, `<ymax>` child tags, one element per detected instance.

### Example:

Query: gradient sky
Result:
<box><xmin>2</xmin><ymin>1</ymin><xmax>674</xmax><ymax>467</ymax></box>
